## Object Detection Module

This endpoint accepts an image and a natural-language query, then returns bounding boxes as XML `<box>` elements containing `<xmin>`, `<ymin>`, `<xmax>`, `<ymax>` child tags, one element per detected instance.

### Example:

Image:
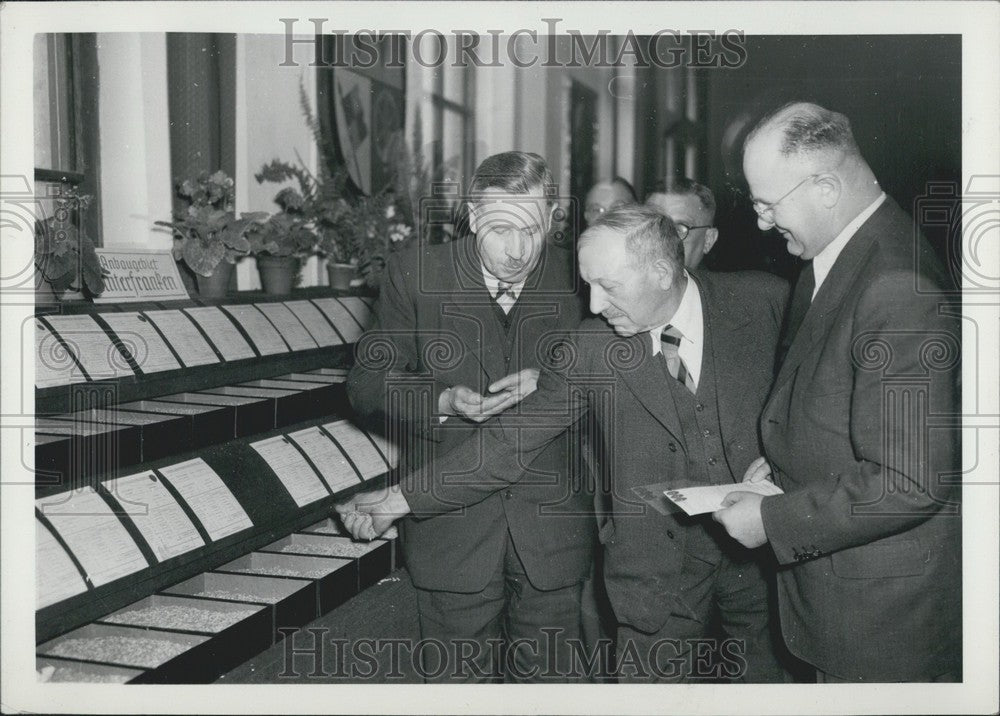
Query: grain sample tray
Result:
<box><xmin>260</xmin><ymin>534</ymin><xmax>392</xmax><ymax>591</ymax></box>
<box><xmin>163</xmin><ymin>572</ymin><xmax>315</xmax><ymax>640</ymax></box>
<box><xmin>36</xmin><ymin>656</ymin><xmax>144</xmax><ymax>684</ymax></box>
<box><xmin>37</xmin><ymin>622</ymin><xmax>209</xmax><ymax>684</ymax></box>
<box><xmin>216</xmin><ymin>551</ymin><xmax>357</xmax><ymax>613</ymax></box>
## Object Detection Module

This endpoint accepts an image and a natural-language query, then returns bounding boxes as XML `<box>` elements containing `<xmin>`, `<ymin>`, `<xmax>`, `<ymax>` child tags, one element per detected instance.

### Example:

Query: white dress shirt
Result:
<box><xmin>648</xmin><ymin>272</ymin><xmax>704</xmax><ymax>389</ymax></box>
<box><xmin>482</xmin><ymin>265</ymin><xmax>524</xmax><ymax>314</ymax></box>
<box><xmin>812</xmin><ymin>192</ymin><xmax>886</xmax><ymax>298</ymax></box>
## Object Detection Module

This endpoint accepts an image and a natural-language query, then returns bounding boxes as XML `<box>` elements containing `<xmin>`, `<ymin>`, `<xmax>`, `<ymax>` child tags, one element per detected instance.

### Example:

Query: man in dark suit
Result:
<box><xmin>344</xmin><ymin>205</ymin><xmax>791</xmax><ymax>683</ymax></box>
<box><xmin>339</xmin><ymin>151</ymin><xmax>593</xmax><ymax>682</ymax></box>
<box><xmin>714</xmin><ymin>102</ymin><xmax>961</xmax><ymax>682</ymax></box>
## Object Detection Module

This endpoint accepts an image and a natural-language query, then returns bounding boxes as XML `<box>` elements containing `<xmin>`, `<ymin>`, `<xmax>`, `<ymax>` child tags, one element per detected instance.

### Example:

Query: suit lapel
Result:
<box><xmin>772</xmin><ymin>207</ymin><xmax>883</xmax><ymax>391</ymax></box>
<box><xmin>615</xmin><ymin>331</ymin><xmax>686</xmax><ymax>442</ymax></box>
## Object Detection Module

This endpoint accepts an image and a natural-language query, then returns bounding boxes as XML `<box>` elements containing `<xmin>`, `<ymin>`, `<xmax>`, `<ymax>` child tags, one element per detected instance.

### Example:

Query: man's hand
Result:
<box><xmin>713</xmin><ymin>491</ymin><xmax>768</xmax><ymax>548</ymax></box>
<box><xmin>439</xmin><ymin>368</ymin><xmax>540</xmax><ymax>423</ymax></box>
<box><xmin>742</xmin><ymin>456</ymin><xmax>773</xmax><ymax>484</ymax></box>
<box><xmin>334</xmin><ymin>485</ymin><xmax>411</xmax><ymax>540</ymax></box>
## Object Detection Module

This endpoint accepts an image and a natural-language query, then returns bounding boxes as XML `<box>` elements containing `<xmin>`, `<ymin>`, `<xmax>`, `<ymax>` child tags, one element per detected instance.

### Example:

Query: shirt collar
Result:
<box><xmin>481</xmin><ymin>264</ymin><xmax>525</xmax><ymax>300</ymax></box>
<box><xmin>649</xmin><ymin>271</ymin><xmax>702</xmax><ymax>355</ymax></box>
<box><xmin>812</xmin><ymin>192</ymin><xmax>886</xmax><ymax>297</ymax></box>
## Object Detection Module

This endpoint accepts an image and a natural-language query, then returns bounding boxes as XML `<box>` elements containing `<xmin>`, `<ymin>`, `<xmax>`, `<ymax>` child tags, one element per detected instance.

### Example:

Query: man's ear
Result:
<box><xmin>467</xmin><ymin>202</ymin><xmax>480</xmax><ymax>234</ymax></box>
<box><xmin>815</xmin><ymin>173</ymin><xmax>842</xmax><ymax>209</ymax></box>
<box><xmin>653</xmin><ymin>259</ymin><xmax>677</xmax><ymax>291</ymax></box>
<box><xmin>703</xmin><ymin>228</ymin><xmax>719</xmax><ymax>255</ymax></box>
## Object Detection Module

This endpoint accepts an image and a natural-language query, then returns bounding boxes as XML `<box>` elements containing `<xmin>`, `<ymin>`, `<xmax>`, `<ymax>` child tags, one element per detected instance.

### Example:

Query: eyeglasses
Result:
<box><xmin>675</xmin><ymin>223</ymin><xmax>712</xmax><ymax>240</ymax></box>
<box><xmin>751</xmin><ymin>174</ymin><xmax>817</xmax><ymax>220</ymax></box>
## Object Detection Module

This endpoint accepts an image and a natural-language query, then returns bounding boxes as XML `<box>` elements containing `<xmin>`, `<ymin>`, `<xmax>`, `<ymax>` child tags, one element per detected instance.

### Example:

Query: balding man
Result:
<box><xmin>714</xmin><ymin>102</ymin><xmax>961</xmax><ymax>682</ymax></box>
<box><xmin>646</xmin><ymin>178</ymin><xmax>719</xmax><ymax>270</ymax></box>
<box><xmin>583</xmin><ymin>177</ymin><xmax>637</xmax><ymax>228</ymax></box>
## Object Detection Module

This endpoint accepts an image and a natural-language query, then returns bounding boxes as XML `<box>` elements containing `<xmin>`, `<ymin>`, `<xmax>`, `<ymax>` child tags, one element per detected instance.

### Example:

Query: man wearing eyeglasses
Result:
<box><xmin>713</xmin><ymin>102</ymin><xmax>961</xmax><ymax>683</ymax></box>
<box><xmin>645</xmin><ymin>178</ymin><xmax>719</xmax><ymax>270</ymax></box>
<box><xmin>583</xmin><ymin>177</ymin><xmax>637</xmax><ymax>228</ymax></box>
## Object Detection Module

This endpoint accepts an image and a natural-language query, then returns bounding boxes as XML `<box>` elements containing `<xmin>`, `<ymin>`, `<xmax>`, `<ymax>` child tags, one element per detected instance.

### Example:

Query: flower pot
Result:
<box><xmin>257</xmin><ymin>255</ymin><xmax>300</xmax><ymax>296</ymax></box>
<box><xmin>196</xmin><ymin>261</ymin><xmax>234</xmax><ymax>299</ymax></box>
<box><xmin>326</xmin><ymin>262</ymin><xmax>356</xmax><ymax>290</ymax></box>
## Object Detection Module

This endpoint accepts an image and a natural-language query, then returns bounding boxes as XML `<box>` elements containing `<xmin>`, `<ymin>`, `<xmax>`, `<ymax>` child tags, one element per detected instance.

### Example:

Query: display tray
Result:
<box><xmin>195</xmin><ymin>386</ymin><xmax>296</xmax><ymax>429</ymax></box>
<box><xmin>163</xmin><ymin>572</ymin><xmax>316</xmax><ymax>641</ymax></box>
<box><xmin>118</xmin><ymin>400</ymin><xmax>235</xmax><ymax>449</ymax></box>
<box><xmin>37</xmin><ymin>656</ymin><xmax>145</xmax><ymax>684</ymax></box>
<box><xmin>36</xmin><ymin>622</ymin><xmax>210</xmax><ymax>684</ymax></box>
<box><xmin>308</xmin><ymin>368</ymin><xmax>350</xmax><ymax>378</ymax></box>
<box><xmin>92</xmin><ymin>594</ymin><xmax>272</xmax><ymax>678</ymax></box>
<box><xmin>259</xmin><ymin>533</ymin><xmax>392</xmax><ymax>591</ymax></box>
<box><xmin>35</xmin><ymin>420</ymin><xmax>141</xmax><ymax>488</ymax></box>
<box><xmin>234</xmin><ymin>381</ymin><xmax>330</xmax><ymax>426</ymax></box>
<box><xmin>48</xmin><ymin>410</ymin><xmax>188</xmax><ymax>463</ymax></box>
<box><xmin>215</xmin><ymin>551</ymin><xmax>358</xmax><ymax>614</ymax></box>
<box><xmin>156</xmin><ymin>391</ymin><xmax>272</xmax><ymax>438</ymax></box>
<box><xmin>275</xmin><ymin>372</ymin><xmax>346</xmax><ymax>384</ymax></box>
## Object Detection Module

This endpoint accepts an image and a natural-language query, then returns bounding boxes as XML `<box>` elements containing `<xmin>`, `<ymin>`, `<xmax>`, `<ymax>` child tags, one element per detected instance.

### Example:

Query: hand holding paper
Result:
<box><xmin>663</xmin><ymin>481</ymin><xmax>783</xmax><ymax>516</ymax></box>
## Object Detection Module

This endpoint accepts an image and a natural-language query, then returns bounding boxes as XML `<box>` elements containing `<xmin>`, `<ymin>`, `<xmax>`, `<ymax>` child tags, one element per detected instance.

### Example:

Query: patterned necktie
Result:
<box><xmin>494</xmin><ymin>281</ymin><xmax>516</xmax><ymax>314</ymax></box>
<box><xmin>660</xmin><ymin>325</ymin><xmax>696</xmax><ymax>394</ymax></box>
<box><xmin>777</xmin><ymin>260</ymin><xmax>815</xmax><ymax>368</ymax></box>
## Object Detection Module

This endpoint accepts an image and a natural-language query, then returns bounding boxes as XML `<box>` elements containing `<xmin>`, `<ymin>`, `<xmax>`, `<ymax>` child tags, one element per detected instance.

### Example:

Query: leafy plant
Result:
<box><xmin>34</xmin><ymin>187</ymin><xmax>107</xmax><ymax>295</ymax></box>
<box><xmin>155</xmin><ymin>170</ymin><xmax>266</xmax><ymax>277</ymax></box>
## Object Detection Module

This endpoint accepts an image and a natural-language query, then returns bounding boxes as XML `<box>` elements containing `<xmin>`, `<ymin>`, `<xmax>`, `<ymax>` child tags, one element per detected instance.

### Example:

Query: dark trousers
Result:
<box><xmin>615</xmin><ymin>548</ymin><xmax>789</xmax><ymax>683</ymax></box>
<box><xmin>413</xmin><ymin>531</ymin><xmax>584</xmax><ymax>683</ymax></box>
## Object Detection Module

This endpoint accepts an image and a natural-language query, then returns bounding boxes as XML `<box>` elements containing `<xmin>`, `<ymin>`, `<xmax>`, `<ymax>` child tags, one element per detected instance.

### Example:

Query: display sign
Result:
<box><xmin>106</xmin><ymin>471</ymin><xmax>205</xmax><ymax>561</ymax></box>
<box><xmin>157</xmin><ymin>459</ymin><xmax>253</xmax><ymax>541</ymax></box>
<box><xmin>92</xmin><ymin>249</ymin><xmax>188</xmax><ymax>303</ymax></box>
<box><xmin>220</xmin><ymin>304</ymin><xmax>288</xmax><ymax>355</ymax></box>
<box><xmin>254</xmin><ymin>303</ymin><xmax>318</xmax><ymax>351</ymax></box>
<box><xmin>42</xmin><ymin>314</ymin><xmax>134</xmax><ymax>380</ymax></box>
<box><xmin>323</xmin><ymin>420</ymin><xmax>390</xmax><ymax>479</ymax></box>
<box><xmin>36</xmin><ymin>519</ymin><xmax>89</xmax><ymax>608</ymax></box>
<box><xmin>34</xmin><ymin>319</ymin><xmax>87</xmax><ymax>388</ymax></box>
<box><xmin>249</xmin><ymin>436</ymin><xmax>331</xmax><ymax>507</ymax></box>
<box><xmin>284</xmin><ymin>300</ymin><xmax>343</xmax><ymax>346</ymax></box>
<box><xmin>311</xmin><ymin>298</ymin><xmax>364</xmax><ymax>343</ymax></box>
<box><xmin>37</xmin><ymin>488</ymin><xmax>149</xmax><ymax>587</ymax></box>
<box><xmin>143</xmin><ymin>310</ymin><xmax>219</xmax><ymax>367</ymax></box>
<box><xmin>287</xmin><ymin>426</ymin><xmax>362</xmax><ymax>493</ymax></box>
<box><xmin>184</xmin><ymin>307</ymin><xmax>255</xmax><ymax>361</ymax></box>
<box><xmin>100</xmin><ymin>312</ymin><xmax>181</xmax><ymax>374</ymax></box>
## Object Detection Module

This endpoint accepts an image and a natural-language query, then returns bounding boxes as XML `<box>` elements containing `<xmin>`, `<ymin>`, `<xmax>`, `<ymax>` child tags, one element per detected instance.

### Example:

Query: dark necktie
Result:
<box><xmin>777</xmin><ymin>260</ymin><xmax>815</xmax><ymax>368</ymax></box>
<box><xmin>660</xmin><ymin>325</ymin><xmax>697</xmax><ymax>394</ymax></box>
<box><xmin>494</xmin><ymin>281</ymin><xmax>515</xmax><ymax>314</ymax></box>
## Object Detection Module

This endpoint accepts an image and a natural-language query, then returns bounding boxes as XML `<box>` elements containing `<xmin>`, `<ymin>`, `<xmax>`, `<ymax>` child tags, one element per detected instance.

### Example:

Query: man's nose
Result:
<box><xmin>757</xmin><ymin>215</ymin><xmax>776</xmax><ymax>231</ymax></box>
<box><xmin>506</xmin><ymin>232</ymin><xmax>528</xmax><ymax>260</ymax></box>
<box><xmin>589</xmin><ymin>286</ymin><xmax>608</xmax><ymax>314</ymax></box>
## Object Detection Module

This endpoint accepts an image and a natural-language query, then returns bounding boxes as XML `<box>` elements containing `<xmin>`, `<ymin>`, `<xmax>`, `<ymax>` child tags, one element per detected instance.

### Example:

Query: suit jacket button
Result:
<box><xmin>707</xmin><ymin>457</ymin><xmax>717</xmax><ymax>466</ymax></box>
<box><xmin>668</xmin><ymin>442</ymin><xmax>677</xmax><ymax>452</ymax></box>
<box><xmin>667</xmin><ymin>530</ymin><xmax>675</xmax><ymax>539</ymax></box>
<box><xmin>505</xmin><ymin>490</ymin><xmax>513</xmax><ymax>499</ymax></box>
<box><xmin>696</xmin><ymin>403</ymin><xmax>704</xmax><ymax>412</ymax></box>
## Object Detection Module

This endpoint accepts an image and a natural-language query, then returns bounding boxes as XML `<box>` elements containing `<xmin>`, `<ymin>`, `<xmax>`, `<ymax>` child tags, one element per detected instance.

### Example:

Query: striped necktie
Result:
<box><xmin>660</xmin><ymin>325</ymin><xmax>696</xmax><ymax>394</ymax></box>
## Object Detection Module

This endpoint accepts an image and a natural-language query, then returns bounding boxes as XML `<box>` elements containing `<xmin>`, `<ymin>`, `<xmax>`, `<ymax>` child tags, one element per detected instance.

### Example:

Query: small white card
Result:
<box><xmin>663</xmin><ymin>481</ymin><xmax>784</xmax><ymax>516</ymax></box>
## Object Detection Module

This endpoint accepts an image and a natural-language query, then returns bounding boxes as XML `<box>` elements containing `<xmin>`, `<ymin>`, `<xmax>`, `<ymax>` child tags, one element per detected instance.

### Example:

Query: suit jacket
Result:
<box><xmin>347</xmin><ymin>238</ymin><xmax>594</xmax><ymax>593</ymax></box>
<box><xmin>405</xmin><ymin>270</ymin><xmax>788</xmax><ymax>633</ymax></box>
<box><xmin>759</xmin><ymin>197</ymin><xmax>961</xmax><ymax>681</ymax></box>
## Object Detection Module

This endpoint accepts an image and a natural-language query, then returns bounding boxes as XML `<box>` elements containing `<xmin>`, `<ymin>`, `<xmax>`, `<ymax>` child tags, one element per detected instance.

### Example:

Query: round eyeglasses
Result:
<box><xmin>675</xmin><ymin>223</ymin><xmax>713</xmax><ymax>240</ymax></box>
<box><xmin>751</xmin><ymin>174</ymin><xmax>818</xmax><ymax>220</ymax></box>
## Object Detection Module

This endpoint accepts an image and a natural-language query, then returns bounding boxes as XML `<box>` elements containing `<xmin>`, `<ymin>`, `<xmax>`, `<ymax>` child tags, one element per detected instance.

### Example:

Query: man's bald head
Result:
<box><xmin>584</xmin><ymin>178</ymin><xmax>637</xmax><ymax>227</ymax></box>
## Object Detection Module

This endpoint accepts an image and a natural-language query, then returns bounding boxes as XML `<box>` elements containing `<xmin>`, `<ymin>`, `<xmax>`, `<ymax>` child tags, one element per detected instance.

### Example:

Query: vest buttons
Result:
<box><xmin>668</xmin><ymin>442</ymin><xmax>677</xmax><ymax>452</ymax></box>
<box><xmin>707</xmin><ymin>457</ymin><xmax>717</xmax><ymax>466</ymax></box>
<box><xmin>505</xmin><ymin>490</ymin><xmax>513</xmax><ymax>499</ymax></box>
<box><xmin>702</xmin><ymin>428</ymin><xmax>711</xmax><ymax>438</ymax></box>
<box><xmin>695</xmin><ymin>403</ymin><xmax>705</xmax><ymax>412</ymax></box>
<box><xmin>666</xmin><ymin>530</ymin><xmax>675</xmax><ymax>539</ymax></box>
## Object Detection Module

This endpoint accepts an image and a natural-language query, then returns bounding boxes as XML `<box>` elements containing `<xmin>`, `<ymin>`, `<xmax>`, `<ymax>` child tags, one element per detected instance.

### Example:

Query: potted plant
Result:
<box><xmin>34</xmin><ymin>187</ymin><xmax>107</xmax><ymax>299</ymax></box>
<box><xmin>328</xmin><ymin>189</ymin><xmax>415</xmax><ymax>289</ymax></box>
<box><xmin>245</xmin><ymin>201</ymin><xmax>318</xmax><ymax>295</ymax></box>
<box><xmin>155</xmin><ymin>170</ymin><xmax>265</xmax><ymax>298</ymax></box>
